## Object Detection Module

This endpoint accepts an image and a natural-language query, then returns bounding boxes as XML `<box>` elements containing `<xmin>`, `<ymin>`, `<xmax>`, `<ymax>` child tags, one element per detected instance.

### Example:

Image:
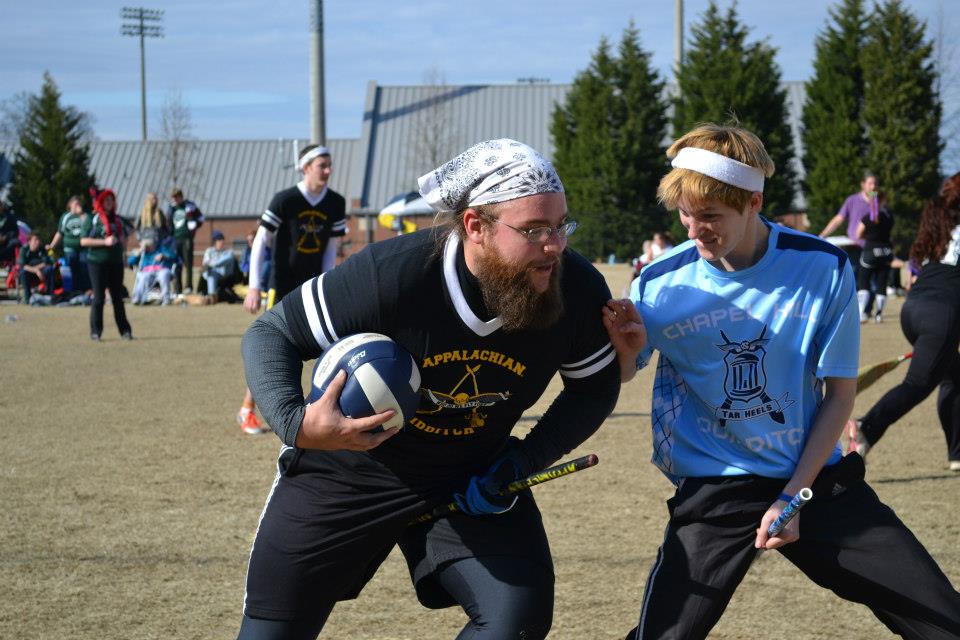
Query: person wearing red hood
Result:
<box><xmin>81</xmin><ymin>188</ymin><xmax>133</xmax><ymax>341</ymax></box>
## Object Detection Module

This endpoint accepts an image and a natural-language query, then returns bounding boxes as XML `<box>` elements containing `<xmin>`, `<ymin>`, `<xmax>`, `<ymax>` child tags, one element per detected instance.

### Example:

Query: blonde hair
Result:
<box><xmin>139</xmin><ymin>192</ymin><xmax>164</xmax><ymax>229</ymax></box>
<box><xmin>658</xmin><ymin>123</ymin><xmax>775</xmax><ymax>213</ymax></box>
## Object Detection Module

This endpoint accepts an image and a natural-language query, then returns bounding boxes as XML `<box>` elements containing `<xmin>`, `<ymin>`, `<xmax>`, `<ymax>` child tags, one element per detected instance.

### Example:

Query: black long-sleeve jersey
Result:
<box><xmin>245</xmin><ymin>228</ymin><xmax>619</xmax><ymax>483</ymax></box>
<box><xmin>260</xmin><ymin>185</ymin><xmax>346</xmax><ymax>299</ymax></box>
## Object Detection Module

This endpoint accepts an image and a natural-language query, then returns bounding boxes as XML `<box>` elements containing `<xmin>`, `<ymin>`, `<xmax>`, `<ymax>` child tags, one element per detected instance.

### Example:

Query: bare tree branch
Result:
<box><xmin>407</xmin><ymin>67</ymin><xmax>459</xmax><ymax>192</ymax></box>
<box><xmin>153</xmin><ymin>90</ymin><xmax>202</xmax><ymax>197</ymax></box>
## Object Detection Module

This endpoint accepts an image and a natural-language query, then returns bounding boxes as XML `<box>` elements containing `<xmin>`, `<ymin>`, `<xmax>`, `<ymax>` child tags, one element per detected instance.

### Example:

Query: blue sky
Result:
<box><xmin>4</xmin><ymin>0</ymin><xmax>957</xmax><ymax>167</ymax></box>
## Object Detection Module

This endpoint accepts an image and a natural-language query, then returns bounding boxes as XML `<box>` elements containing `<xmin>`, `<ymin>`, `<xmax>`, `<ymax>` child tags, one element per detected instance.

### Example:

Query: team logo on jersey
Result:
<box><xmin>64</xmin><ymin>216</ymin><xmax>84</xmax><ymax>236</ymax></box>
<box><xmin>409</xmin><ymin>350</ymin><xmax>525</xmax><ymax>437</ymax></box>
<box><xmin>296</xmin><ymin>210</ymin><xmax>329</xmax><ymax>254</ymax></box>
<box><xmin>416</xmin><ymin>364</ymin><xmax>511</xmax><ymax>433</ymax></box>
<box><xmin>714</xmin><ymin>326</ymin><xmax>793</xmax><ymax>425</ymax></box>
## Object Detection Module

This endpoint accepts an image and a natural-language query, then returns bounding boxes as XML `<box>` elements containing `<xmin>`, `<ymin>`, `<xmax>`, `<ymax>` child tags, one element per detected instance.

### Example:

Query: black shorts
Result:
<box><xmin>243</xmin><ymin>447</ymin><xmax>553</xmax><ymax>620</ymax></box>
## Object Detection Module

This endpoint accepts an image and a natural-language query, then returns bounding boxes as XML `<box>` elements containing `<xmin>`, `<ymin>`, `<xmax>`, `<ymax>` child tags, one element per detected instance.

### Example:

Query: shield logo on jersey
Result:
<box><xmin>719</xmin><ymin>329</ymin><xmax>768</xmax><ymax>401</ymax></box>
<box><xmin>296</xmin><ymin>210</ymin><xmax>329</xmax><ymax>254</ymax></box>
<box><xmin>714</xmin><ymin>326</ymin><xmax>790</xmax><ymax>425</ymax></box>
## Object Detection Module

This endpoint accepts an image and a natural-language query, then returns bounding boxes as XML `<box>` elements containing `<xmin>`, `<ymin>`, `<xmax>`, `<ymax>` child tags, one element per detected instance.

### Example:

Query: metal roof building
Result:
<box><xmin>0</xmin><ymin>138</ymin><xmax>358</xmax><ymax>219</ymax></box>
<box><xmin>354</xmin><ymin>80</ymin><xmax>807</xmax><ymax>211</ymax></box>
<box><xmin>353</xmin><ymin>81</ymin><xmax>572</xmax><ymax>210</ymax></box>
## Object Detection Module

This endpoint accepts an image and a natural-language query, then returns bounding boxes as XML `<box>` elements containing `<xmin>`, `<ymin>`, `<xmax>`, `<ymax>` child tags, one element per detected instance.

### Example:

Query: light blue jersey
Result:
<box><xmin>630</xmin><ymin>221</ymin><xmax>860</xmax><ymax>482</ymax></box>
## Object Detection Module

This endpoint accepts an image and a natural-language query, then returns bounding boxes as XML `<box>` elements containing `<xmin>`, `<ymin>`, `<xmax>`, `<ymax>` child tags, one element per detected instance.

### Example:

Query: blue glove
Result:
<box><xmin>453</xmin><ymin>452</ymin><xmax>524</xmax><ymax>516</ymax></box>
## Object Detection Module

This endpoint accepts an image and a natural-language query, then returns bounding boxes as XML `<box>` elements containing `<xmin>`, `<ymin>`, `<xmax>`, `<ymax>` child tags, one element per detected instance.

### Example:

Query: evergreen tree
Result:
<box><xmin>801</xmin><ymin>0</ymin><xmax>868</xmax><ymax>231</ymax></box>
<box><xmin>862</xmin><ymin>0</ymin><xmax>942</xmax><ymax>248</ymax></box>
<box><xmin>551</xmin><ymin>24</ymin><xmax>669</xmax><ymax>261</ymax></box>
<box><xmin>673</xmin><ymin>2</ymin><xmax>797</xmax><ymax>219</ymax></box>
<box><xmin>9</xmin><ymin>72</ymin><xmax>96</xmax><ymax>237</ymax></box>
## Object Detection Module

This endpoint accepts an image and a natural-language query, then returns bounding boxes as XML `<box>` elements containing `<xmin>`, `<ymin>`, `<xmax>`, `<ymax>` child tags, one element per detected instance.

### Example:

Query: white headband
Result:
<box><xmin>299</xmin><ymin>146</ymin><xmax>330</xmax><ymax>171</ymax></box>
<box><xmin>418</xmin><ymin>138</ymin><xmax>564</xmax><ymax>214</ymax></box>
<box><xmin>671</xmin><ymin>146</ymin><xmax>765</xmax><ymax>192</ymax></box>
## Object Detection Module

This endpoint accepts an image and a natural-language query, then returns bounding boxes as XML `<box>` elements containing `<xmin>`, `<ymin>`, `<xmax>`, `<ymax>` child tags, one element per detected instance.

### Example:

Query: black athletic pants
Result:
<box><xmin>237</xmin><ymin>449</ymin><xmax>554</xmax><ymax>640</ymax></box>
<box><xmin>87</xmin><ymin>260</ymin><xmax>131</xmax><ymax>338</ymax></box>
<box><xmin>626</xmin><ymin>455</ymin><xmax>960</xmax><ymax>640</ymax></box>
<box><xmin>237</xmin><ymin>555</ymin><xmax>554</xmax><ymax>640</ymax></box>
<box><xmin>860</xmin><ymin>294</ymin><xmax>960</xmax><ymax>461</ymax></box>
<box><xmin>856</xmin><ymin>263</ymin><xmax>891</xmax><ymax>296</ymax></box>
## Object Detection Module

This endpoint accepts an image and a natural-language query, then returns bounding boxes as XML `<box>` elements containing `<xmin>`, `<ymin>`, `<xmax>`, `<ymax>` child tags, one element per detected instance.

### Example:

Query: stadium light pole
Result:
<box><xmin>121</xmin><ymin>6</ymin><xmax>164</xmax><ymax>141</ymax></box>
<box><xmin>310</xmin><ymin>0</ymin><xmax>326</xmax><ymax>145</ymax></box>
<box><xmin>674</xmin><ymin>0</ymin><xmax>683</xmax><ymax>77</ymax></box>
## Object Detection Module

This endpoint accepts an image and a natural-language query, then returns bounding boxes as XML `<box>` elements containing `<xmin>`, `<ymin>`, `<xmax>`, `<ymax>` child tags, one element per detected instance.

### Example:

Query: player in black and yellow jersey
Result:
<box><xmin>237</xmin><ymin>144</ymin><xmax>346</xmax><ymax>434</ymax></box>
<box><xmin>237</xmin><ymin>139</ymin><xmax>619</xmax><ymax>639</ymax></box>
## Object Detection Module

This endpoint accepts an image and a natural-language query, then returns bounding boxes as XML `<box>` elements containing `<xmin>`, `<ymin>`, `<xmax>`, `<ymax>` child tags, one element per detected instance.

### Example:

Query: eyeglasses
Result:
<box><xmin>494</xmin><ymin>219</ymin><xmax>578</xmax><ymax>244</ymax></box>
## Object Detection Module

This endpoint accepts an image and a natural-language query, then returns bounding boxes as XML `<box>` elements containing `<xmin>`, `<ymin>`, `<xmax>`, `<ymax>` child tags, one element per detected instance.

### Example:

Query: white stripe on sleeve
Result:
<box><xmin>300</xmin><ymin>278</ymin><xmax>329</xmax><ymax>351</ymax></box>
<box><xmin>560</xmin><ymin>343</ymin><xmax>616</xmax><ymax>379</ymax></box>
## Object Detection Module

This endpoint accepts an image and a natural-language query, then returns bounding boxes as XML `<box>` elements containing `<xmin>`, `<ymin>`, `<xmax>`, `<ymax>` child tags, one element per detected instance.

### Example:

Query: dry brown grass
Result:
<box><xmin>2</xmin><ymin>265</ymin><xmax>957</xmax><ymax>639</ymax></box>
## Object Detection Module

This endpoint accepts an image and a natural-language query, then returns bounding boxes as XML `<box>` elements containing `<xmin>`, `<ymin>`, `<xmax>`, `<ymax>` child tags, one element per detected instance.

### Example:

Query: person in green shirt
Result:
<box><xmin>18</xmin><ymin>232</ymin><xmax>55</xmax><ymax>303</ymax></box>
<box><xmin>47</xmin><ymin>195</ymin><xmax>91</xmax><ymax>292</ymax></box>
<box><xmin>81</xmin><ymin>188</ymin><xmax>132</xmax><ymax>341</ymax></box>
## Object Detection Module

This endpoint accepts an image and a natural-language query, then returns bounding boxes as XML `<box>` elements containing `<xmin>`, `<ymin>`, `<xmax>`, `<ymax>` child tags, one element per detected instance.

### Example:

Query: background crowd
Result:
<box><xmin>0</xmin><ymin>187</ymin><xmax>268</xmax><ymax>313</ymax></box>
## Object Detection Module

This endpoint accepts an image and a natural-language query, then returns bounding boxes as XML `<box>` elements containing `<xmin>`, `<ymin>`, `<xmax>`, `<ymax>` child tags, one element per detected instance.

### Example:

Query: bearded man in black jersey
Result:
<box><xmin>237</xmin><ymin>139</ymin><xmax>620</xmax><ymax>640</ymax></box>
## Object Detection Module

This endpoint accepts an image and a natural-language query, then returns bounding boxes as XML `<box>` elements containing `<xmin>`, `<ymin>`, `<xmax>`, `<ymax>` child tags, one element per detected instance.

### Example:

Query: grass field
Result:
<box><xmin>2</xmin><ymin>264</ymin><xmax>958</xmax><ymax>639</ymax></box>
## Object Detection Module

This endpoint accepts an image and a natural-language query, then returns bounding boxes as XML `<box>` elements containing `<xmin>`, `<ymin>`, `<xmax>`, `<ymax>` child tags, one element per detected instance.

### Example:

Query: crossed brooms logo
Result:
<box><xmin>714</xmin><ymin>325</ymin><xmax>793</xmax><ymax>426</ymax></box>
<box><xmin>296</xmin><ymin>210</ymin><xmax>329</xmax><ymax>254</ymax></box>
<box><xmin>411</xmin><ymin>350</ymin><xmax>523</xmax><ymax>436</ymax></box>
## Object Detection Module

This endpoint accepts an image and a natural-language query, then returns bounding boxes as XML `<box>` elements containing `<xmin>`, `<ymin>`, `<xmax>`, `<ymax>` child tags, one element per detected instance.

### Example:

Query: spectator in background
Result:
<box><xmin>0</xmin><ymin>200</ymin><xmax>19</xmax><ymax>264</ymax></box>
<box><xmin>47</xmin><ymin>195</ymin><xmax>91</xmax><ymax>293</ymax></box>
<box><xmin>818</xmin><ymin>171</ymin><xmax>878</xmax><ymax>272</ymax></box>
<box><xmin>855</xmin><ymin>191</ymin><xmax>894</xmax><ymax>323</ymax></box>
<box><xmin>131</xmin><ymin>235</ymin><xmax>175</xmax><ymax>305</ymax></box>
<box><xmin>201</xmin><ymin>230</ymin><xmax>237</xmax><ymax>303</ymax></box>
<box><xmin>136</xmin><ymin>192</ymin><xmax>168</xmax><ymax>245</ymax></box>
<box><xmin>18</xmin><ymin>232</ymin><xmax>55</xmax><ymax>303</ymax></box>
<box><xmin>240</xmin><ymin>228</ymin><xmax>271</xmax><ymax>287</ymax></box>
<box><xmin>82</xmin><ymin>187</ymin><xmax>132</xmax><ymax>342</ymax></box>
<box><xmin>639</xmin><ymin>231</ymin><xmax>674</xmax><ymax>266</ymax></box>
<box><xmin>168</xmin><ymin>187</ymin><xmax>203</xmax><ymax>295</ymax></box>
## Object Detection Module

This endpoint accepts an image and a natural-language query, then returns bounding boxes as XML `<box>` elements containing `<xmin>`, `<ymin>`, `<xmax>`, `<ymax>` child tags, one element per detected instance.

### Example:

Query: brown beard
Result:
<box><xmin>474</xmin><ymin>245</ymin><xmax>564</xmax><ymax>331</ymax></box>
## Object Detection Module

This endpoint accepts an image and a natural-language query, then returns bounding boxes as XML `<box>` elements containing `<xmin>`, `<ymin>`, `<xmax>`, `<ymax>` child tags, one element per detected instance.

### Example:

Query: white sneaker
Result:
<box><xmin>949</xmin><ymin>461</ymin><xmax>960</xmax><ymax>472</ymax></box>
<box><xmin>874</xmin><ymin>313</ymin><xmax>883</xmax><ymax>324</ymax></box>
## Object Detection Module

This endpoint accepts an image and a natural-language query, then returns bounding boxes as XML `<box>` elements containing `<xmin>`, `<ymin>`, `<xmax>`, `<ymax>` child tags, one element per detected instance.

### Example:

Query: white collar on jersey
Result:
<box><xmin>297</xmin><ymin>181</ymin><xmax>328</xmax><ymax>207</ymax></box>
<box><xmin>443</xmin><ymin>233</ymin><xmax>503</xmax><ymax>336</ymax></box>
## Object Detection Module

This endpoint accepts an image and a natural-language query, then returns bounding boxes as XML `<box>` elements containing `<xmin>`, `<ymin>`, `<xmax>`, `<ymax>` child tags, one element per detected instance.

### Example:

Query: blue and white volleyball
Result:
<box><xmin>307</xmin><ymin>333</ymin><xmax>421</xmax><ymax>431</ymax></box>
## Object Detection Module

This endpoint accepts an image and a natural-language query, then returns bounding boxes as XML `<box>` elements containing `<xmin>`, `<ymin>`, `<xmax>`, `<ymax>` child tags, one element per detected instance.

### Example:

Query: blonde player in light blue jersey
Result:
<box><xmin>605</xmin><ymin>122</ymin><xmax>960</xmax><ymax>640</ymax></box>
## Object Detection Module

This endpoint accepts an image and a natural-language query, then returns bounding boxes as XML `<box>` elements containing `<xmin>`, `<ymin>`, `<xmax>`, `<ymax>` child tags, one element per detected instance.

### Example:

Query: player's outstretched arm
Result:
<box><xmin>520</xmin><ymin>367</ymin><xmax>619</xmax><ymax>472</ymax></box>
<box><xmin>602</xmin><ymin>299</ymin><xmax>646</xmax><ymax>382</ymax></box>
<box><xmin>754</xmin><ymin>376</ymin><xmax>856</xmax><ymax>550</ymax></box>
<box><xmin>818</xmin><ymin>213</ymin><xmax>844</xmax><ymax>238</ymax></box>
